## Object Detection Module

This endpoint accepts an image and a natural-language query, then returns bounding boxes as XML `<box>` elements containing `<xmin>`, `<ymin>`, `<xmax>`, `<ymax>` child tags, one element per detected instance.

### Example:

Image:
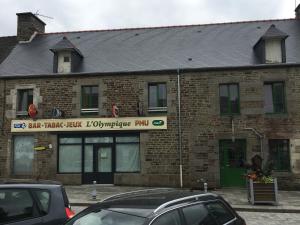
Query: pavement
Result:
<box><xmin>65</xmin><ymin>185</ymin><xmax>300</xmax><ymax>213</ymax></box>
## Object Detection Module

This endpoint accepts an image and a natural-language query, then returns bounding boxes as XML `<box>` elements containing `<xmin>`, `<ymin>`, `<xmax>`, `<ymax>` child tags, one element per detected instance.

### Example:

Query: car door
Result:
<box><xmin>0</xmin><ymin>188</ymin><xmax>42</xmax><ymax>225</ymax></box>
<box><xmin>205</xmin><ymin>201</ymin><xmax>237</xmax><ymax>225</ymax></box>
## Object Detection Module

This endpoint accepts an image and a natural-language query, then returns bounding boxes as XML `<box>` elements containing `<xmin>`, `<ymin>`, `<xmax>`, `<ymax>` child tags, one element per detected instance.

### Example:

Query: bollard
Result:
<box><xmin>204</xmin><ymin>182</ymin><xmax>208</xmax><ymax>193</ymax></box>
<box><xmin>92</xmin><ymin>180</ymin><xmax>97</xmax><ymax>201</ymax></box>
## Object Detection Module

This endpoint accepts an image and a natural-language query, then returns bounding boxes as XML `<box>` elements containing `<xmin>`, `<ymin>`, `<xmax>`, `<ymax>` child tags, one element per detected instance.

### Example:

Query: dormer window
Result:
<box><xmin>58</xmin><ymin>51</ymin><xmax>71</xmax><ymax>73</ymax></box>
<box><xmin>265</xmin><ymin>39</ymin><xmax>282</xmax><ymax>63</ymax></box>
<box><xmin>50</xmin><ymin>36</ymin><xmax>83</xmax><ymax>74</ymax></box>
<box><xmin>253</xmin><ymin>24</ymin><xmax>288</xmax><ymax>64</ymax></box>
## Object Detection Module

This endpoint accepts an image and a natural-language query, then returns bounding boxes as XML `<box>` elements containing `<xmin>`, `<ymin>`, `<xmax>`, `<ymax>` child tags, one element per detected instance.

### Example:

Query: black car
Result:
<box><xmin>65</xmin><ymin>188</ymin><xmax>246</xmax><ymax>225</ymax></box>
<box><xmin>0</xmin><ymin>180</ymin><xmax>75</xmax><ymax>225</ymax></box>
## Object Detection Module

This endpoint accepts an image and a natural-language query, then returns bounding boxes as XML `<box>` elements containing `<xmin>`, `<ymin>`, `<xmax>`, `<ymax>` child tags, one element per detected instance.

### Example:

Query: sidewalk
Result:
<box><xmin>65</xmin><ymin>185</ymin><xmax>300</xmax><ymax>213</ymax></box>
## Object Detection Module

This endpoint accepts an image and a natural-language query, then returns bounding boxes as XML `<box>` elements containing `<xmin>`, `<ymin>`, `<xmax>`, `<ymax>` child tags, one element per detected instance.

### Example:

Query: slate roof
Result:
<box><xmin>0</xmin><ymin>19</ymin><xmax>300</xmax><ymax>77</ymax></box>
<box><xmin>0</xmin><ymin>36</ymin><xmax>17</xmax><ymax>64</ymax></box>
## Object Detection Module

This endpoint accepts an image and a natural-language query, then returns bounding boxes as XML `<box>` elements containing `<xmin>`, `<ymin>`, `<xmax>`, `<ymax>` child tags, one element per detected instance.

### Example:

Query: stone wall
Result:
<box><xmin>1</xmin><ymin>66</ymin><xmax>300</xmax><ymax>189</ymax></box>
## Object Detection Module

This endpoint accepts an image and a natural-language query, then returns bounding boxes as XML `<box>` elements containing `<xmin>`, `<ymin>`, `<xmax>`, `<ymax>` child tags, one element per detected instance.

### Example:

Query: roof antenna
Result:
<box><xmin>34</xmin><ymin>10</ymin><xmax>54</xmax><ymax>20</ymax></box>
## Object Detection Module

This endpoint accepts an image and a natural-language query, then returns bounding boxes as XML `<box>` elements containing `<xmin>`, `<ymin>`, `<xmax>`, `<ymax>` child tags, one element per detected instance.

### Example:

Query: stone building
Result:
<box><xmin>1</xmin><ymin>8</ymin><xmax>300</xmax><ymax>189</ymax></box>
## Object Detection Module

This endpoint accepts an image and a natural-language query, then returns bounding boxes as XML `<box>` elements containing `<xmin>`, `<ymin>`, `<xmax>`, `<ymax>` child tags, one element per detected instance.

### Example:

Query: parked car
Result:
<box><xmin>64</xmin><ymin>188</ymin><xmax>246</xmax><ymax>225</ymax></box>
<box><xmin>0</xmin><ymin>179</ymin><xmax>75</xmax><ymax>225</ymax></box>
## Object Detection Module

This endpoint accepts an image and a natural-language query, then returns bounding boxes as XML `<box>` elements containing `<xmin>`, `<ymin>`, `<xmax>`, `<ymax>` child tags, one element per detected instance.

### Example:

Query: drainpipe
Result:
<box><xmin>177</xmin><ymin>69</ymin><xmax>183</xmax><ymax>188</ymax></box>
<box><xmin>244</xmin><ymin>127</ymin><xmax>264</xmax><ymax>160</ymax></box>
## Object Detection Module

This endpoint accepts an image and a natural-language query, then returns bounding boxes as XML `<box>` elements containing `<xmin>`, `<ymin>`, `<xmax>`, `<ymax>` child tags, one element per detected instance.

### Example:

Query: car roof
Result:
<box><xmin>0</xmin><ymin>179</ymin><xmax>62</xmax><ymax>188</ymax></box>
<box><xmin>92</xmin><ymin>188</ymin><xmax>219</xmax><ymax>217</ymax></box>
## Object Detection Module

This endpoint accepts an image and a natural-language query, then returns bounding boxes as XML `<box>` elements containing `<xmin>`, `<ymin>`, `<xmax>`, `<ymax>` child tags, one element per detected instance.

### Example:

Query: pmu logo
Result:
<box><xmin>152</xmin><ymin>120</ymin><xmax>164</xmax><ymax>126</ymax></box>
<box><xmin>14</xmin><ymin>123</ymin><xmax>26</xmax><ymax>129</ymax></box>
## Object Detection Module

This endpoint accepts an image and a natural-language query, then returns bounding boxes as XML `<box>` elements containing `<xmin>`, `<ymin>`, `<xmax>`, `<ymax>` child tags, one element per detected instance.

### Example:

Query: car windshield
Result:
<box><xmin>65</xmin><ymin>209</ymin><xmax>146</xmax><ymax>225</ymax></box>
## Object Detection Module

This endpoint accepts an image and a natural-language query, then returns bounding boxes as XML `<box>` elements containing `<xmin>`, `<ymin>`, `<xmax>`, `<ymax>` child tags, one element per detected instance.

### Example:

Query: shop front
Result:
<box><xmin>11</xmin><ymin>117</ymin><xmax>167</xmax><ymax>184</ymax></box>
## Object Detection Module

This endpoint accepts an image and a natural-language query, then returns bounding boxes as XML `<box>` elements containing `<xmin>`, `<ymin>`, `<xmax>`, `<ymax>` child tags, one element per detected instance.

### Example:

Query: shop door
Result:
<box><xmin>219</xmin><ymin>139</ymin><xmax>246</xmax><ymax>187</ymax></box>
<box><xmin>83</xmin><ymin>144</ymin><xmax>114</xmax><ymax>184</ymax></box>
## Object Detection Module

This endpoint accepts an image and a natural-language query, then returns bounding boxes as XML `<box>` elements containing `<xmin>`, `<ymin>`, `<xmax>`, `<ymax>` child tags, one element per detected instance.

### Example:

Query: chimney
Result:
<box><xmin>16</xmin><ymin>12</ymin><xmax>46</xmax><ymax>42</ymax></box>
<box><xmin>295</xmin><ymin>4</ymin><xmax>300</xmax><ymax>19</ymax></box>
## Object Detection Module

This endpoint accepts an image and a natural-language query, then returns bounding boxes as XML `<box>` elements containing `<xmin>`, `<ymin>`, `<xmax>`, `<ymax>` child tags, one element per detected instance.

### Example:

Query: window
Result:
<box><xmin>269</xmin><ymin>139</ymin><xmax>290</xmax><ymax>171</ymax></box>
<box><xmin>264</xmin><ymin>82</ymin><xmax>286</xmax><ymax>113</ymax></box>
<box><xmin>151</xmin><ymin>210</ymin><xmax>181</xmax><ymax>225</ymax></box>
<box><xmin>34</xmin><ymin>190</ymin><xmax>50</xmax><ymax>214</ymax></box>
<box><xmin>17</xmin><ymin>89</ymin><xmax>33</xmax><ymax>116</ymax></box>
<box><xmin>206</xmin><ymin>201</ymin><xmax>235</xmax><ymax>224</ymax></box>
<box><xmin>59</xmin><ymin>138</ymin><xmax>82</xmax><ymax>173</ymax></box>
<box><xmin>182</xmin><ymin>204</ymin><xmax>217</xmax><ymax>225</ymax></box>
<box><xmin>265</xmin><ymin>39</ymin><xmax>282</xmax><ymax>63</ymax></box>
<box><xmin>13</xmin><ymin>136</ymin><xmax>34</xmax><ymax>175</ymax></box>
<box><xmin>66</xmin><ymin>210</ymin><xmax>145</xmax><ymax>225</ymax></box>
<box><xmin>0</xmin><ymin>189</ymin><xmax>35</xmax><ymax>223</ymax></box>
<box><xmin>81</xmin><ymin>86</ymin><xmax>99</xmax><ymax>114</ymax></box>
<box><xmin>64</xmin><ymin>56</ymin><xmax>70</xmax><ymax>62</ymax></box>
<box><xmin>148</xmin><ymin>83</ymin><xmax>167</xmax><ymax>111</ymax></box>
<box><xmin>116</xmin><ymin>136</ymin><xmax>140</xmax><ymax>172</ymax></box>
<box><xmin>58</xmin><ymin>52</ymin><xmax>71</xmax><ymax>73</ymax></box>
<box><xmin>219</xmin><ymin>84</ymin><xmax>239</xmax><ymax>114</ymax></box>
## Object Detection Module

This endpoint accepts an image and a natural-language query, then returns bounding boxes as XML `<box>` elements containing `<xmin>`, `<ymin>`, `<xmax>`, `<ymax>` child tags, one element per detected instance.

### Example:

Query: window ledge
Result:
<box><xmin>81</xmin><ymin>108</ymin><xmax>99</xmax><ymax>114</ymax></box>
<box><xmin>148</xmin><ymin>107</ymin><xmax>167</xmax><ymax>113</ymax></box>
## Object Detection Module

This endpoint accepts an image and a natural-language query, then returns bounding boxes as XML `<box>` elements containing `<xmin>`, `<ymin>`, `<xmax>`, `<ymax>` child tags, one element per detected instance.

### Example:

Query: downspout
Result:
<box><xmin>177</xmin><ymin>69</ymin><xmax>183</xmax><ymax>188</ymax></box>
<box><xmin>1</xmin><ymin>79</ymin><xmax>6</xmax><ymax>135</ymax></box>
<box><xmin>244</xmin><ymin>127</ymin><xmax>264</xmax><ymax>160</ymax></box>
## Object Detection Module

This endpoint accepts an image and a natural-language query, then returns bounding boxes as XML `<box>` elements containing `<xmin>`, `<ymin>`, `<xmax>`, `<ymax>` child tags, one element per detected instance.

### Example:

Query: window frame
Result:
<box><xmin>80</xmin><ymin>85</ymin><xmax>99</xmax><ymax>115</ymax></box>
<box><xmin>148</xmin><ymin>82</ymin><xmax>167</xmax><ymax>112</ymax></box>
<box><xmin>16</xmin><ymin>88</ymin><xmax>33</xmax><ymax>116</ymax></box>
<box><xmin>219</xmin><ymin>83</ymin><xmax>240</xmax><ymax>115</ymax></box>
<box><xmin>264</xmin><ymin>81</ymin><xmax>286</xmax><ymax>114</ymax></box>
<box><xmin>268</xmin><ymin>139</ymin><xmax>291</xmax><ymax>171</ymax></box>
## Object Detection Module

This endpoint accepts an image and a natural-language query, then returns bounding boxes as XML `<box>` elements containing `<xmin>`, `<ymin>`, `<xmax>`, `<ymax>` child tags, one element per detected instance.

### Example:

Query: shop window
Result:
<box><xmin>13</xmin><ymin>136</ymin><xmax>34</xmax><ymax>175</ymax></box>
<box><xmin>269</xmin><ymin>139</ymin><xmax>290</xmax><ymax>171</ymax></box>
<box><xmin>148</xmin><ymin>83</ymin><xmax>167</xmax><ymax>112</ymax></box>
<box><xmin>116</xmin><ymin>136</ymin><xmax>140</xmax><ymax>172</ymax></box>
<box><xmin>264</xmin><ymin>82</ymin><xmax>286</xmax><ymax>114</ymax></box>
<box><xmin>17</xmin><ymin>89</ymin><xmax>33</xmax><ymax>116</ymax></box>
<box><xmin>81</xmin><ymin>86</ymin><xmax>99</xmax><ymax>114</ymax></box>
<box><xmin>59</xmin><ymin>137</ymin><xmax>82</xmax><ymax>173</ymax></box>
<box><xmin>219</xmin><ymin>83</ymin><xmax>239</xmax><ymax>115</ymax></box>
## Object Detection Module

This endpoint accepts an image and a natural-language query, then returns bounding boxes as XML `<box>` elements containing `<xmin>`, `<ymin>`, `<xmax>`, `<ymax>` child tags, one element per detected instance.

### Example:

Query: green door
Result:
<box><xmin>220</xmin><ymin>139</ymin><xmax>246</xmax><ymax>187</ymax></box>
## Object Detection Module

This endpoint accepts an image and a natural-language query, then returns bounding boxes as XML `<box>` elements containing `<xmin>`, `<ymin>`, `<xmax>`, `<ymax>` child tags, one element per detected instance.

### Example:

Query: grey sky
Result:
<box><xmin>0</xmin><ymin>0</ymin><xmax>298</xmax><ymax>36</ymax></box>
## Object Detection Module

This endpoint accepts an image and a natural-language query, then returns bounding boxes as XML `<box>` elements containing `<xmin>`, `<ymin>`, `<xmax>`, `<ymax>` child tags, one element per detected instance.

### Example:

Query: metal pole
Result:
<box><xmin>177</xmin><ymin>69</ymin><xmax>183</xmax><ymax>188</ymax></box>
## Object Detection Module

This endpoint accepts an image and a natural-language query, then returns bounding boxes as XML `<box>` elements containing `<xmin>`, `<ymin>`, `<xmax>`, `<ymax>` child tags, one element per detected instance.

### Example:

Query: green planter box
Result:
<box><xmin>247</xmin><ymin>178</ymin><xmax>278</xmax><ymax>205</ymax></box>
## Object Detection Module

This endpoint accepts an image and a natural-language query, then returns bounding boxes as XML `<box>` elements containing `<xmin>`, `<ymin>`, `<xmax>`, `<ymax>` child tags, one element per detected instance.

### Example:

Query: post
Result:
<box><xmin>92</xmin><ymin>180</ymin><xmax>97</xmax><ymax>200</ymax></box>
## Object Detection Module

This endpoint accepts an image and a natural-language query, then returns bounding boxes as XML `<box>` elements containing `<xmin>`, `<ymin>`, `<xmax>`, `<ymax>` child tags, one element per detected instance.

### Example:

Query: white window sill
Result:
<box><xmin>148</xmin><ymin>107</ymin><xmax>167</xmax><ymax>112</ymax></box>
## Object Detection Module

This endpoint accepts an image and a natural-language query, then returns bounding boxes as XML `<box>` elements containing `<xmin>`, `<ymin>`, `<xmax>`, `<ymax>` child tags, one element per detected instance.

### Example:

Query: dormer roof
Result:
<box><xmin>260</xmin><ymin>24</ymin><xmax>288</xmax><ymax>40</ymax></box>
<box><xmin>50</xmin><ymin>36</ymin><xmax>83</xmax><ymax>57</ymax></box>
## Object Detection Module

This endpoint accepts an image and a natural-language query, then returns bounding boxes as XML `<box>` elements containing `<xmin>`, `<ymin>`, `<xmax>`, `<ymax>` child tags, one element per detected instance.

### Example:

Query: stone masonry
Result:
<box><xmin>0</xmin><ymin>66</ymin><xmax>300</xmax><ymax>189</ymax></box>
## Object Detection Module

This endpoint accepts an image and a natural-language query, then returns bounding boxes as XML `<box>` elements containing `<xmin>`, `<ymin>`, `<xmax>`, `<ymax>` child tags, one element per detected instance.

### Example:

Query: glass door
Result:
<box><xmin>83</xmin><ymin>144</ymin><xmax>114</xmax><ymax>184</ymax></box>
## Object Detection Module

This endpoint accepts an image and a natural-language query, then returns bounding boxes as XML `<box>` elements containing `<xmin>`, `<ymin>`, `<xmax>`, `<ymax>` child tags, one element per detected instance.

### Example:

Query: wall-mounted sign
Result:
<box><xmin>34</xmin><ymin>146</ymin><xmax>46</xmax><ymax>151</ymax></box>
<box><xmin>28</xmin><ymin>104</ymin><xmax>38</xmax><ymax>118</ymax></box>
<box><xmin>11</xmin><ymin>116</ymin><xmax>167</xmax><ymax>132</ymax></box>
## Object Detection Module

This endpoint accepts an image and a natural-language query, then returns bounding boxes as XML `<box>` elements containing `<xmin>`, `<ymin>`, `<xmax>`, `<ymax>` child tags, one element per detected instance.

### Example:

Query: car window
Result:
<box><xmin>205</xmin><ymin>201</ymin><xmax>235</xmax><ymax>224</ymax></box>
<box><xmin>66</xmin><ymin>209</ymin><xmax>145</xmax><ymax>225</ymax></box>
<box><xmin>182</xmin><ymin>203</ymin><xmax>217</xmax><ymax>225</ymax></box>
<box><xmin>151</xmin><ymin>210</ymin><xmax>181</xmax><ymax>225</ymax></box>
<box><xmin>0</xmin><ymin>189</ymin><xmax>35</xmax><ymax>223</ymax></box>
<box><xmin>34</xmin><ymin>190</ymin><xmax>50</xmax><ymax>214</ymax></box>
